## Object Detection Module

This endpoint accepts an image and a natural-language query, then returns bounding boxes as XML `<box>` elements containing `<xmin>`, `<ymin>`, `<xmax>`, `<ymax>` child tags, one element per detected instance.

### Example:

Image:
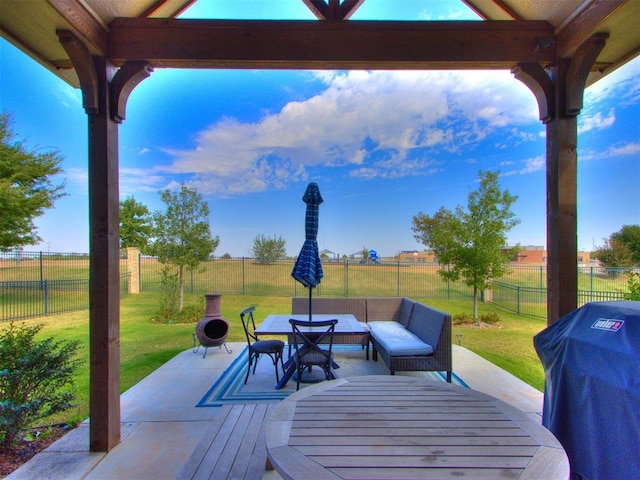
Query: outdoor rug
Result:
<box><xmin>197</xmin><ymin>345</ymin><xmax>468</xmax><ymax>407</ymax></box>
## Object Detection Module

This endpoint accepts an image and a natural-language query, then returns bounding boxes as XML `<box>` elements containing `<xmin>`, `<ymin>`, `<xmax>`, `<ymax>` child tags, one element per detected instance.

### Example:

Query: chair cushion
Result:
<box><xmin>252</xmin><ymin>339</ymin><xmax>284</xmax><ymax>353</ymax></box>
<box><xmin>369</xmin><ymin>321</ymin><xmax>433</xmax><ymax>356</ymax></box>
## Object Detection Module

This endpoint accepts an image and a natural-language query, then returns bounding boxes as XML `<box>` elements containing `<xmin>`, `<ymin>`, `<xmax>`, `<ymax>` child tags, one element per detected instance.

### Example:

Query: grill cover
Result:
<box><xmin>534</xmin><ymin>301</ymin><xmax>640</xmax><ymax>480</ymax></box>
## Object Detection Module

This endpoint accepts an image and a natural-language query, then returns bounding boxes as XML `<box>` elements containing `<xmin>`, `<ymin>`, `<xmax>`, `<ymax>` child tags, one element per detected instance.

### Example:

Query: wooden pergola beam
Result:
<box><xmin>107</xmin><ymin>18</ymin><xmax>555</xmax><ymax>69</ymax></box>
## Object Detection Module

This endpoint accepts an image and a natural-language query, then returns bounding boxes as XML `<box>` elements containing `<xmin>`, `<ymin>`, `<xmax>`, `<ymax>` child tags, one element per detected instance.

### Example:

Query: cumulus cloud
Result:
<box><xmin>164</xmin><ymin>70</ymin><xmax>540</xmax><ymax>196</ymax></box>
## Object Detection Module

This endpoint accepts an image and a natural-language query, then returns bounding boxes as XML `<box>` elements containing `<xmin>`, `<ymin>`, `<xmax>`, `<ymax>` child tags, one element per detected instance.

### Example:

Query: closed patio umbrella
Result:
<box><xmin>291</xmin><ymin>182</ymin><xmax>324</xmax><ymax>321</ymax></box>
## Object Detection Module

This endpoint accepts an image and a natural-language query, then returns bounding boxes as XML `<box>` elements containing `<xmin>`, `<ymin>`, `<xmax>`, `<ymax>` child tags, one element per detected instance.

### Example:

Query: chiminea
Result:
<box><xmin>193</xmin><ymin>293</ymin><xmax>232</xmax><ymax>358</ymax></box>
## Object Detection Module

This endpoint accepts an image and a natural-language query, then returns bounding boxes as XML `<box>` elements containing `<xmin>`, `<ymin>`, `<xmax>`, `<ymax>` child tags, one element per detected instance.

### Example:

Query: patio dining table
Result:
<box><xmin>255</xmin><ymin>314</ymin><xmax>367</xmax><ymax>389</ymax></box>
<box><xmin>265</xmin><ymin>375</ymin><xmax>569</xmax><ymax>479</ymax></box>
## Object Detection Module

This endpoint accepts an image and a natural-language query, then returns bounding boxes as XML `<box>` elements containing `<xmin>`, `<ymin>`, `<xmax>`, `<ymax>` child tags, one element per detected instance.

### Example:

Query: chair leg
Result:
<box><xmin>245</xmin><ymin>353</ymin><xmax>253</xmax><ymax>384</ymax></box>
<box><xmin>253</xmin><ymin>353</ymin><xmax>260</xmax><ymax>374</ymax></box>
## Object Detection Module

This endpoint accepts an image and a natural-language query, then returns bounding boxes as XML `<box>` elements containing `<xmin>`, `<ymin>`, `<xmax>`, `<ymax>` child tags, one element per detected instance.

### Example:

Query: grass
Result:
<box><xmin>4</xmin><ymin>292</ymin><xmax>546</xmax><ymax>427</ymax></box>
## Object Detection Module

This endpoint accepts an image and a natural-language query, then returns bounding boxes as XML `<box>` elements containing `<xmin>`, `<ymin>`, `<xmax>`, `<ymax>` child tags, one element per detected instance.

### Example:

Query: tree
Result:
<box><xmin>412</xmin><ymin>171</ymin><xmax>520</xmax><ymax>323</ymax></box>
<box><xmin>149</xmin><ymin>185</ymin><xmax>219</xmax><ymax>311</ymax></box>
<box><xmin>611</xmin><ymin>225</ymin><xmax>640</xmax><ymax>265</ymax></box>
<box><xmin>592</xmin><ymin>237</ymin><xmax>633</xmax><ymax>275</ymax></box>
<box><xmin>119</xmin><ymin>196</ymin><xmax>152</xmax><ymax>252</ymax></box>
<box><xmin>0</xmin><ymin>112</ymin><xmax>66</xmax><ymax>250</ymax></box>
<box><xmin>252</xmin><ymin>234</ymin><xmax>286</xmax><ymax>264</ymax></box>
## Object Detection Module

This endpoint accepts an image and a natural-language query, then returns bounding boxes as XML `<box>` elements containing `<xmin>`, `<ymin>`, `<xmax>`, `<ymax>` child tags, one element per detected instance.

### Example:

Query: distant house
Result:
<box><xmin>319</xmin><ymin>249</ymin><xmax>336</xmax><ymax>260</ymax></box>
<box><xmin>398</xmin><ymin>251</ymin><xmax>437</xmax><ymax>263</ymax></box>
<box><xmin>400</xmin><ymin>247</ymin><xmax>593</xmax><ymax>265</ymax></box>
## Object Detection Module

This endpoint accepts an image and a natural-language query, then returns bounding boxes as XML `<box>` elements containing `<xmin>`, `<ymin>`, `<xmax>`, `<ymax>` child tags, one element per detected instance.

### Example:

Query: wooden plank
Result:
<box><xmin>292</xmin><ymin>420</ymin><xmax>521</xmax><ymax>428</ymax></box>
<box><xmin>330</xmin><ymin>467</ymin><xmax>523</xmax><ymax>479</ymax></box>
<box><xmin>295</xmin><ymin>445</ymin><xmax>540</xmax><ymax>456</ymax></box>
<box><xmin>228</xmin><ymin>403</ymin><xmax>271</xmax><ymax>480</ymax></box>
<box><xmin>310</xmin><ymin>454</ymin><xmax>532</xmax><ymax>468</ymax></box>
<box><xmin>210</xmin><ymin>405</ymin><xmax>259</xmax><ymax>479</ymax></box>
<box><xmin>289</xmin><ymin>435</ymin><xmax>540</xmax><ymax>447</ymax></box>
<box><xmin>108</xmin><ymin>18</ymin><xmax>555</xmax><ymax>69</ymax></box>
<box><xmin>189</xmin><ymin>405</ymin><xmax>246</xmax><ymax>480</ymax></box>
<box><xmin>289</xmin><ymin>427</ymin><xmax>530</xmax><ymax>437</ymax></box>
<box><xmin>243</xmin><ymin>404</ymin><xmax>278</xmax><ymax>480</ymax></box>
<box><xmin>177</xmin><ymin>405</ymin><xmax>234</xmax><ymax>479</ymax></box>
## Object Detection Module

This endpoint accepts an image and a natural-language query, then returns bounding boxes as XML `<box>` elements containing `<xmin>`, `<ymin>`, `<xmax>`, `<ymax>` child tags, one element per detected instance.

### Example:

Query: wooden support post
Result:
<box><xmin>87</xmin><ymin>55</ymin><xmax>121</xmax><ymax>452</ymax></box>
<box><xmin>58</xmin><ymin>31</ymin><xmax>152</xmax><ymax>452</ymax></box>
<box><xmin>546</xmin><ymin>59</ymin><xmax>579</xmax><ymax>324</ymax></box>
<box><xmin>58</xmin><ymin>30</ymin><xmax>120</xmax><ymax>452</ymax></box>
<box><xmin>514</xmin><ymin>33</ymin><xmax>606</xmax><ymax>324</ymax></box>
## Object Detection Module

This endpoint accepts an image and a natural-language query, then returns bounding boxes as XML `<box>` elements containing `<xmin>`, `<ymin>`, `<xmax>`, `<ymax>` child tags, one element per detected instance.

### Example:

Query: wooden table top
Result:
<box><xmin>255</xmin><ymin>314</ymin><xmax>365</xmax><ymax>335</ymax></box>
<box><xmin>266</xmin><ymin>375</ymin><xmax>569</xmax><ymax>480</ymax></box>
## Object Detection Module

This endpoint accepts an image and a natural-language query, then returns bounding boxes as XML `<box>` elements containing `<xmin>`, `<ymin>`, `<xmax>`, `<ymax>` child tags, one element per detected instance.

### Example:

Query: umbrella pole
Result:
<box><xmin>308</xmin><ymin>287</ymin><xmax>312</xmax><ymax>322</ymax></box>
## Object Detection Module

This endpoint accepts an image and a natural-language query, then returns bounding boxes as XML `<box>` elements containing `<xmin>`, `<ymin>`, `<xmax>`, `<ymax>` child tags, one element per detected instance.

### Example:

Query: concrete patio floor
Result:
<box><xmin>6</xmin><ymin>342</ymin><xmax>544</xmax><ymax>480</ymax></box>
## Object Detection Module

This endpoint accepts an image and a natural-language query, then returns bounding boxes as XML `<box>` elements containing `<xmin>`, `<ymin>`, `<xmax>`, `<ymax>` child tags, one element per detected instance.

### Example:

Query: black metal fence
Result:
<box><xmin>0</xmin><ymin>251</ymin><xmax>130</xmax><ymax>321</ymax></box>
<box><xmin>1</xmin><ymin>251</ymin><xmax>633</xmax><ymax>321</ymax></box>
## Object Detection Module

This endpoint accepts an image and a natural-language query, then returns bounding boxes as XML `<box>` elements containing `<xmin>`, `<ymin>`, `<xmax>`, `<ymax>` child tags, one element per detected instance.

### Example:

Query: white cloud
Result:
<box><xmin>605</xmin><ymin>142</ymin><xmax>640</xmax><ymax>157</ymax></box>
<box><xmin>163</xmin><ymin>70</ymin><xmax>541</xmax><ymax>195</ymax></box>
<box><xmin>578</xmin><ymin>108</ymin><xmax>616</xmax><ymax>133</ymax></box>
<box><xmin>503</xmin><ymin>155</ymin><xmax>545</xmax><ymax>176</ymax></box>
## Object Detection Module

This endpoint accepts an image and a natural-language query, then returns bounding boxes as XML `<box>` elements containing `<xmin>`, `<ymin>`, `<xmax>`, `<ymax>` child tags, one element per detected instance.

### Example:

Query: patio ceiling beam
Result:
<box><xmin>107</xmin><ymin>18</ymin><xmax>556</xmax><ymax>69</ymax></box>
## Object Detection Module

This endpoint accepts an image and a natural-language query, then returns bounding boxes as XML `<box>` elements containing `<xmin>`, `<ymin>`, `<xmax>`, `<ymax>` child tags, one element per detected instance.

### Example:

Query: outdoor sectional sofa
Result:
<box><xmin>291</xmin><ymin>297</ymin><xmax>452</xmax><ymax>382</ymax></box>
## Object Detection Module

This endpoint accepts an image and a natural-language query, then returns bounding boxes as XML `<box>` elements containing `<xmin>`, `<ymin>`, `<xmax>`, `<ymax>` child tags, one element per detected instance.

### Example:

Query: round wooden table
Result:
<box><xmin>266</xmin><ymin>375</ymin><xmax>569</xmax><ymax>480</ymax></box>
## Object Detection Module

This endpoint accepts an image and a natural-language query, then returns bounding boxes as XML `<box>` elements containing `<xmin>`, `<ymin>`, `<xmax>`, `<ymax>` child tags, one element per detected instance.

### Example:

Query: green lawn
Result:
<box><xmin>7</xmin><ymin>292</ymin><xmax>546</xmax><ymax>426</ymax></box>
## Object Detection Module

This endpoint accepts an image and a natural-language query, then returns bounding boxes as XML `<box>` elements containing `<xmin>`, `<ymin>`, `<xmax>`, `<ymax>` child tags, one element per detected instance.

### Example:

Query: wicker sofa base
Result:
<box><xmin>371</xmin><ymin>337</ymin><xmax>452</xmax><ymax>382</ymax></box>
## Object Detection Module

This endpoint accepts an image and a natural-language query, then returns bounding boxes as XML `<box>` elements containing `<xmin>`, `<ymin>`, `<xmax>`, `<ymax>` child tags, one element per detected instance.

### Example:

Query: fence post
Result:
<box><xmin>43</xmin><ymin>279</ymin><xmax>49</xmax><ymax>315</ymax></box>
<box><xmin>344</xmin><ymin>260</ymin><xmax>349</xmax><ymax>297</ymax></box>
<box><xmin>126</xmin><ymin>247</ymin><xmax>140</xmax><ymax>294</ymax></box>
<box><xmin>397</xmin><ymin>260</ymin><xmax>400</xmax><ymax>297</ymax></box>
<box><xmin>242</xmin><ymin>257</ymin><xmax>246</xmax><ymax>296</ymax></box>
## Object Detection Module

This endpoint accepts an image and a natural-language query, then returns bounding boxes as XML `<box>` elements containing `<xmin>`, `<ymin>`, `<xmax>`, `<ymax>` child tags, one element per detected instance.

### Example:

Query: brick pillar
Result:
<box><xmin>126</xmin><ymin>247</ymin><xmax>140</xmax><ymax>294</ymax></box>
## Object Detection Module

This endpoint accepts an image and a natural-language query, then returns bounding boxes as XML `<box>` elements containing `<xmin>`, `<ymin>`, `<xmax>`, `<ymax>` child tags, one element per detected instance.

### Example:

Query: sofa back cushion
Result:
<box><xmin>407</xmin><ymin>302</ymin><xmax>448</xmax><ymax>349</ymax></box>
<box><xmin>291</xmin><ymin>297</ymin><xmax>367</xmax><ymax>323</ymax></box>
<box><xmin>365</xmin><ymin>297</ymin><xmax>414</xmax><ymax>327</ymax></box>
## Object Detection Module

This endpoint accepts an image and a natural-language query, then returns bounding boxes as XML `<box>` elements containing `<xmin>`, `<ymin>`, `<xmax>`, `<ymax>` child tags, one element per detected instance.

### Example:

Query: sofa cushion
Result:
<box><xmin>406</xmin><ymin>302</ymin><xmax>447</xmax><ymax>349</ymax></box>
<box><xmin>369</xmin><ymin>321</ymin><xmax>433</xmax><ymax>356</ymax></box>
<box><xmin>398</xmin><ymin>298</ymin><xmax>414</xmax><ymax>327</ymax></box>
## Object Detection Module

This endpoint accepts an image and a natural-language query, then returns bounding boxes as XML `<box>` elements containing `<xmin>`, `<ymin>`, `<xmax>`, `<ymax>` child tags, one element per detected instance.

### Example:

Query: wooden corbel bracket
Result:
<box><xmin>110</xmin><ymin>61</ymin><xmax>154</xmax><ymax>124</ymax></box>
<box><xmin>512</xmin><ymin>63</ymin><xmax>555</xmax><ymax>124</ymax></box>
<box><xmin>57</xmin><ymin>30</ymin><xmax>99</xmax><ymax>115</ymax></box>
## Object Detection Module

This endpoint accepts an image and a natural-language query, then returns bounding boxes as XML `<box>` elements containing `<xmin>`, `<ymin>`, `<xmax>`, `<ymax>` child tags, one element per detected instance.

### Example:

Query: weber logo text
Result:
<box><xmin>591</xmin><ymin>318</ymin><xmax>624</xmax><ymax>332</ymax></box>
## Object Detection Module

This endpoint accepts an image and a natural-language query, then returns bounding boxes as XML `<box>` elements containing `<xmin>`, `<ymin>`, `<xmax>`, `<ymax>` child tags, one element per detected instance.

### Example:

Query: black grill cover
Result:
<box><xmin>534</xmin><ymin>301</ymin><xmax>640</xmax><ymax>480</ymax></box>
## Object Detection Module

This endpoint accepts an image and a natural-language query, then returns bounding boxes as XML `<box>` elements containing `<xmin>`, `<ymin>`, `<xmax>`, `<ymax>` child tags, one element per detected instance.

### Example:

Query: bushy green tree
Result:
<box><xmin>595</xmin><ymin>225</ymin><xmax>640</xmax><ymax>268</ymax></box>
<box><xmin>119</xmin><ymin>196</ymin><xmax>152</xmax><ymax>251</ymax></box>
<box><xmin>412</xmin><ymin>171</ymin><xmax>520</xmax><ymax>323</ymax></box>
<box><xmin>149</xmin><ymin>185</ymin><xmax>219</xmax><ymax>311</ymax></box>
<box><xmin>0</xmin><ymin>322</ymin><xmax>82</xmax><ymax>450</ymax></box>
<box><xmin>0</xmin><ymin>112</ymin><xmax>66</xmax><ymax>250</ymax></box>
<box><xmin>252</xmin><ymin>234</ymin><xmax>286</xmax><ymax>264</ymax></box>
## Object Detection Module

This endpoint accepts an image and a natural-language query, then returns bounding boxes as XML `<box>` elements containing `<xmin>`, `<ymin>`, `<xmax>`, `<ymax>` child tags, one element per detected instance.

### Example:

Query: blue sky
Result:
<box><xmin>1</xmin><ymin>1</ymin><xmax>638</xmax><ymax>258</ymax></box>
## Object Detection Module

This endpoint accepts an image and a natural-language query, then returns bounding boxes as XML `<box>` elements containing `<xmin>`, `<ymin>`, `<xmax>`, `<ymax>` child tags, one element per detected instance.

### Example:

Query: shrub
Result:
<box><xmin>156</xmin><ymin>265</ymin><xmax>180</xmax><ymax>323</ymax></box>
<box><xmin>623</xmin><ymin>271</ymin><xmax>640</xmax><ymax>301</ymax></box>
<box><xmin>480</xmin><ymin>312</ymin><xmax>501</xmax><ymax>325</ymax></box>
<box><xmin>453</xmin><ymin>313</ymin><xmax>474</xmax><ymax>325</ymax></box>
<box><xmin>0</xmin><ymin>322</ymin><xmax>82</xmax><ymax>450</ymax></box>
